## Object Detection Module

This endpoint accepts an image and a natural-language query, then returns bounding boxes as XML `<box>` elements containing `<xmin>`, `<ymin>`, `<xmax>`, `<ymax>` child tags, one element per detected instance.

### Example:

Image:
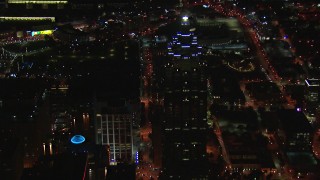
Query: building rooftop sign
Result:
<box><xmin>71</xmin><ymin>135</ymin><xmax>85</xmax><ymax>144</ymax></box>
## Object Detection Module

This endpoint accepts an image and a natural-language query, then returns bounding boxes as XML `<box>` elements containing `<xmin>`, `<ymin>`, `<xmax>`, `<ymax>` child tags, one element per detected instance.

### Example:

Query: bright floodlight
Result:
<box><xmin>182</xmin><ymin>16</ymin><xmax>189</xmax><ymax>21</ymax></box>
<box><xmin>71</xmin><ymin>135</ymin><xmax>85</xmax><ymax>144</ymax></box>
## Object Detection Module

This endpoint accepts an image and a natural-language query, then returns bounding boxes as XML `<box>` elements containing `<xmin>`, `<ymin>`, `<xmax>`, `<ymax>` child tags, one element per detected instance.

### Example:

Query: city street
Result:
<box><xmin>137</xmin><ymin>35</ymin><xmax>159</xmax><ymax>180</ymax></box>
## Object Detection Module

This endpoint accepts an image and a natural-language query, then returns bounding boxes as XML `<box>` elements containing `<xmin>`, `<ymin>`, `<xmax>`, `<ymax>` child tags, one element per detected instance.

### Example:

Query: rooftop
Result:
<box><xmin>305</xmin><ymin>79</ymin><xmax>320</xmax><ymax>87</ymax></box>
<box><xmin>106</xmin><ymin>163</ymin><xmax>136</xmax><ymax>180</ymax></box>
<box><xmin>287</xmin><ymin>152</ymin><xmax>317</xmax><ymax>167</ymax></box>
<box><xmin>0</xmin><ymin>79</ymin><xmax>48</xmax><ymax>99</ymax></box>
<box><xmin>21</xmin><ymin>152</ymin><xmax>88</xmax><ymax>180</ymax></box>
<box><xmin>277</xmin><ymin>109</ymin><xmax>313</xmax><ymax>134</ymax></box>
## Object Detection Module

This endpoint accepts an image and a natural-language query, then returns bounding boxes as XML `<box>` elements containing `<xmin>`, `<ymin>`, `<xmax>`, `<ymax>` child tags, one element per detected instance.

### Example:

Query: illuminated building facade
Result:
<box><xmin>5</xmin><ymin>0</ymin><xmax>110</xmax><ymax>9</ymax></box>
<box><xmin>95</xmin><ymin>111</ymin><xmax>134</xmax><ymax>164</ymax></box>
<box><xmin>160</xmin><ymin>16</ymin><xmax>209</xmax><ymax>179</ymax></box>
<box><xmin>7</xmin><ymin>0</ymin><xmax>67</xmax><ymax>9</ymax></box>
<box><xmin>167</xmin><ymin>17</ymin><xmax>202</xmax><ymax>59</ymax></box>
<box><xmin>0</xmin><ymin>16</ymin><xmax>55</xmax><ymax>22</ymax></box>
<box><xmin>7</xmin><ymin>0</ymin><xmax>67</xmax><ymax>4</ymax></box>
<box><xmin>304</xmin><ymin>78</ymin><xmax>320</xmax><ymax>117</ymax></box>
<box><xmin>167</xmin><ymin>31</ymin><xmax>202</xmax><ymax>59</ymax></box>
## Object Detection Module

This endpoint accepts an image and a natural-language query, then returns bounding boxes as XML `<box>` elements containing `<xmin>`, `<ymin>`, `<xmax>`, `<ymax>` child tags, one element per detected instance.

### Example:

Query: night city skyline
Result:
<box><xmin>1</xmin><ymin>0</ymin><xmax>320</xmax><ymax>180</ymax></box>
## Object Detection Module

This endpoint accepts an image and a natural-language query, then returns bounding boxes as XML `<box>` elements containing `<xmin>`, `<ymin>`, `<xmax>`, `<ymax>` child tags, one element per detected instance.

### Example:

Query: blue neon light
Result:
<box><xmin>71</xmin><ymin>135</ymin><xmax>85</xmax><ymax>144</ymax></box>
<box><xmin>135</xmin><ymin>152</ymin><xmax>139</xmax><ymax>164</ymax></box>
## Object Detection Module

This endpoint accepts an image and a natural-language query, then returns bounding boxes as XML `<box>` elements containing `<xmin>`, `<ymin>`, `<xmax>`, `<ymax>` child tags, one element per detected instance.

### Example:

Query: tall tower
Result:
<box><xmin>160</xmin><ymin>15</ymin><xmax>209</xmax><ymax>179</ymax></box>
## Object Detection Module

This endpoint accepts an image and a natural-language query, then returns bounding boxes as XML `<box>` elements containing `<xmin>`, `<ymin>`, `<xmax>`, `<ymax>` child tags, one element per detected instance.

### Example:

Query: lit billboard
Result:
<box><xmin>31</xmin><ymin>30</ymin><xmax>54</xmax><ymax>36</ymax></box>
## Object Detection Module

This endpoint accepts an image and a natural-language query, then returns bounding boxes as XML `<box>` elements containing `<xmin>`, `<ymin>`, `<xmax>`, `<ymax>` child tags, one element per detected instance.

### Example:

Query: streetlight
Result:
<box><xmin>43</xmin><ymin>143</ymin><xmax>46</xmax><ymax>155</ymax></box>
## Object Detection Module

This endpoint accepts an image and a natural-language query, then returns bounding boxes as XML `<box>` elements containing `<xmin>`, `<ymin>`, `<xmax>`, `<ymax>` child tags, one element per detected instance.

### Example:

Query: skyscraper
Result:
<box><xmin>304</xmin><ymin>78</ymin><xmax>320</xmax><ymax>117</ymax></box>
<box><xmin>95</xmin><ymin>102</ymin><xmax>134</xmax><ymax>164</ymax></box>
<box><xmin>160</xmin><ymin>16</ymin><xmax>209</xmax><ymax>179</ymax></box>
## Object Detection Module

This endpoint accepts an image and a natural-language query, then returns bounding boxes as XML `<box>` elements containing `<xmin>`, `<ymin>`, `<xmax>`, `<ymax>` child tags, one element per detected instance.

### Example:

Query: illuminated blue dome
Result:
<box><xmin>71</xmin><ymin>135</ymin><xmax>85</xmax><ymax>144</ymax></box>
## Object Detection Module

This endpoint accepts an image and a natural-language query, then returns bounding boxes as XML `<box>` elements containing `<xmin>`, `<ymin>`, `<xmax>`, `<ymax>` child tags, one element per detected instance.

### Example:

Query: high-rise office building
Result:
<box><xmin>160</xmin><ymin>16</ymin><xmax>209</xmax><ymax>179</ymax></box>
<box><xmin>95</xmin><ymin>112</ymin><xmax>133</xmax><ymax>164</ymax></box>
<box><xmin>95</xmin><ymin>105</ymin><xmax>134</xmax><ymax>164</ymax></box>
<box><xmin>304</xmin><ymin>78</ymin><xmax>320</xmax><ymax>117</ymax></box>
